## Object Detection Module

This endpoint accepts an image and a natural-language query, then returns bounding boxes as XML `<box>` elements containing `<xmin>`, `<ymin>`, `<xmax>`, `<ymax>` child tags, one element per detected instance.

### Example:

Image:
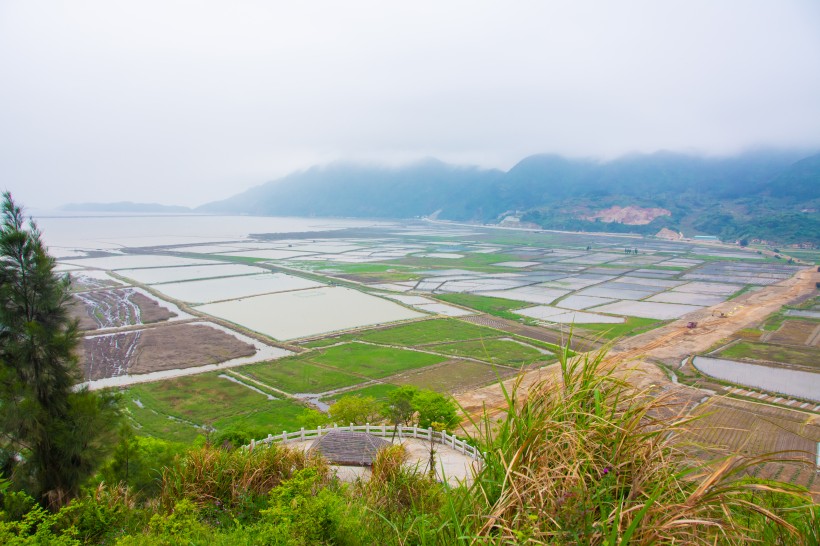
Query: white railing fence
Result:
<box><xmin>248</xmin><ymin>423</ymin><xmax>484</xmax><ymax>461</ymax></box>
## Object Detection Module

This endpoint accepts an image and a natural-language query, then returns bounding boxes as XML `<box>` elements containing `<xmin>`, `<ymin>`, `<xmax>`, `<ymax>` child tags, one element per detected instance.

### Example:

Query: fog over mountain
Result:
<box><xmin>2</xmin><ymin>1</ymin><xmax>820</xmax><ymax>209</ymax></box>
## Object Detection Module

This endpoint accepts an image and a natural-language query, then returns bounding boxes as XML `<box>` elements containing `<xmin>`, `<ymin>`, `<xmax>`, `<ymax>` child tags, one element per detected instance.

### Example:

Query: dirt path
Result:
<box><xmin>455</xmin><ymin>267</ymin><xmax>820</xmax><ymax>420</ymax></box>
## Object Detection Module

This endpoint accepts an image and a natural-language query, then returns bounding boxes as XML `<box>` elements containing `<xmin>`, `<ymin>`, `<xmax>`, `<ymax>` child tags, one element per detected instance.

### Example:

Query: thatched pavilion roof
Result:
<box><xmin>308</xmin><ymin>430</ymin><xmax>391</xmax><ymax>467</ymax></box>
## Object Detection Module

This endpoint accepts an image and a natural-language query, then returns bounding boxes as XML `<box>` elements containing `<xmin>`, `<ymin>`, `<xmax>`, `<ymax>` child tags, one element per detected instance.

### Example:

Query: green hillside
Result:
<box><xmin>198</xmin><ymin>150</ymin><xmax>820</xmax><ymax>246</ymax></box>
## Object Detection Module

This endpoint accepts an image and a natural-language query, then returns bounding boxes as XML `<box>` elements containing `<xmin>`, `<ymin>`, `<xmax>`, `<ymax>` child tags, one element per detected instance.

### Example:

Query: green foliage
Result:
<box><xmin>385</xmin><ymin>385</ymin><xmax>419</xmax><ymax>426</ymax></box>
<box><xmin>159</xmin><ymin>443</ymin><xmax>323</xmax><ymax>516</ymax></box>
<box><xmin>297</xmin><ymin>409</ymin><xmax>330</xmax><ymax>430</ymax></box>
<box><xmin>0</xmin><ymin>192</ymin><xmax>120</xmax><ymax>509</ymax></box>
<box><xmin>412</xmin><ymin>390</ymin><xmax>459</xmax><ymax>430</ymax></box>
<box><xmin>100</xmin><ymin>426</ymin><xmax>184</xmax><ymax>497</ymax></box>
<box><xmin>0</xmin><ymin>501</ymin><xmax>80</xmax><ymax>545</ymax></box>
<box><xmin>328</xmin><ymin>395</ymin><xmax>382</xmax><ymax>425</ymax></box>
<box><xmin>260</xmin><ymin>469</ymin><xmax>362</xmax><ymax>545</ymax></box>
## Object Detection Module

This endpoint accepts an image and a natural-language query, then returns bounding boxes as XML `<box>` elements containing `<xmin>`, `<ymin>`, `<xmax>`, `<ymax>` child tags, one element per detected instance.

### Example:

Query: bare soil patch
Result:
<box><xmin>79</xmin><ymin>323</ymin><xmax>256</xmax><ymax>380</ymax></box>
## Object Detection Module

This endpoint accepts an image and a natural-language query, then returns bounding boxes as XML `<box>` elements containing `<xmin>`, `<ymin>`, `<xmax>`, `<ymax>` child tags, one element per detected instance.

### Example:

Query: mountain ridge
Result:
<box><xmin>197</xmin><ymin>150</ymin><xmax>819</xmax><ymax>245</ymax></box>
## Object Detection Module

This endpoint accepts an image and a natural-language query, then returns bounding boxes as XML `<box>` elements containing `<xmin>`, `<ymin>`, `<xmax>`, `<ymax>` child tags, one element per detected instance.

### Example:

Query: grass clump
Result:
<box><xmin>159</xmin><ymin>442</ymin><xmax>324</xmax><ymax>514</ymax></box>
<box><xmin>462</xmin><ymin>344</ymin><xmax>817</xmax><ymax>544</ymax></box>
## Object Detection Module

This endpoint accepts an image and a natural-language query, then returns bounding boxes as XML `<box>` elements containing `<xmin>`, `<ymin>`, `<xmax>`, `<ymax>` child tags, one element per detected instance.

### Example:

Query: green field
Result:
<box><xmin>392</xmin><ymin>359</ymin><xmax>517</xmax><ymax>392</ymax></box>
<box><xmin>433</xmin><ymin>293</ymin><xmax>527</xmax><ymax>321</ymax></box>
<box><xmin>576</xmin><ymin>316</ymin><xmax>665</xmax><ymax>340</ymax></box>
<box><xmin>426</xmin><ymin>338</ymin><xmax>551</xmax><ymax>367</ymax></box>
<box><xmin>242</xmin><ymin>359</ymin><xmax>364</xmax><ymax>394</ymax></box>
<box><xmin>320</xmin><ymin>383</ymin><xmax>399</xmax><ymax>403</ymax></box>
<box><xmin>783</xmin><ymin>249</ymin><xmax>820</xmax><ymax>264</ymax></box>
<box><xmin>308</xmin><ymin>342</ymin><xmax>447</xmax><ymax>378</ymax></box>
<box><xmin>719</xmin><ymin>341</ymin><xmax>820</xmax><ymax>370</ymax></box>
<box><xmin>124</xmin><ymin>373</ymin><xmax>307</xmax><ymax>442</ymax></box>
<box><xmin>302</xmin><ymin>318</ymin><xmax>504</xmax><ymax>348</ymax></box>
<box><xmin>394</xmin><ymin>252</ymin><xmax>527</xmax><ymax>272</ymax></box>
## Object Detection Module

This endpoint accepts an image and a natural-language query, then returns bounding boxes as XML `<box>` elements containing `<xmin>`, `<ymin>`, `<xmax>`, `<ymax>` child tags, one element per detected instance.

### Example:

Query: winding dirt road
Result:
<box><xmin>455</xmin><ymin>267</ymin><xmax>820</xmax><ymax>420</ymax></box>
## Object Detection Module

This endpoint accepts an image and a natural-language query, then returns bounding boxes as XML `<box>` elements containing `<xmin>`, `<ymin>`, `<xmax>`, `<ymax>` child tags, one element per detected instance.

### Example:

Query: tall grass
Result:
<box><xmin>459</xmin><ymin>343</ymin><xmax>817</xmax><ymax>544</ymax></box>
<box><xmin>159</xmin><ymin>442</ymin><xmax>325</xmax><ymax>511</ymax></box>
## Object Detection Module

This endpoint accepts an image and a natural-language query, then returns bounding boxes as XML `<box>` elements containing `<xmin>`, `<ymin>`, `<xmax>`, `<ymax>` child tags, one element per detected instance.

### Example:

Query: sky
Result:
<box><xmin>1</xmin><ymin>1</ymin><xmax>819</xmax><ymax>209</ymax></box>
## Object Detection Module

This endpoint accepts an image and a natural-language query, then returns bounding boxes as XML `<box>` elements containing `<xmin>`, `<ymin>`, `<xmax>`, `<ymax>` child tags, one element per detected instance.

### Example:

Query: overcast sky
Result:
<box><xmin>1</xmin><ymin>1</ymin><xmax>819</xmax><ymax>209</ymax></box>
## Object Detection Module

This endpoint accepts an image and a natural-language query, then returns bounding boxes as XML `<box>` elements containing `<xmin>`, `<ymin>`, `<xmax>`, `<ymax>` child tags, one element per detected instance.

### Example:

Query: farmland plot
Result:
<box><xmin>153</xmin><ymin>272</ymin><xmax>322</xmax><ymax>304</ymax></box>
<box><xmin>476</xmin><ymin>286</ymin><xmax>570</xmax><ymax>305</ymax></box>
<box><xmin>693</xmin><ymin>356</ymin><xmax>820</xmax><ymax>402</ymax></box>
<box><xmin>79</xmin><ymin>323</ymin><xmax>257</xmax><ymax>381</ymax></box>
<box><xmin>763</xmin><ymin>319</ymin><xmax>820</xmax><ymax>347</ymax></box>
<box><xmin>116</xmin><ymin>263</ymin><xmax>269</xmax><ymax>284</ymax></box>
<box><xmin>63</xmin><ymin>254</ymin><xmax>218</xmax><ymax>270</ymax></box>
<box><xmin>516</xmin><ymin>305</ymin><xmax>623</xmax><ymax>324</ymax></box>
<box><xmin>196</xmin><ymin>286</ymin><xmax>425</xmax><ymax>340</ymax></box>
<box><xmin>70</xmin><ymin>270</ymin><xmax>125</xmax><ymax>290</ymax></box>
<box><xmin>71</xmin><ymin>288</ymin><xmax>177</xmax><ymax>330</ymax></box>
<box><xmin>590</xmin><ymin>300</ymin><xmax>703</xmax><ymax>320</ymax></box>
<box><xmin>647</xmin><ymin>292</ymin><xmax>726</xmax><ymax>306</ymax></box>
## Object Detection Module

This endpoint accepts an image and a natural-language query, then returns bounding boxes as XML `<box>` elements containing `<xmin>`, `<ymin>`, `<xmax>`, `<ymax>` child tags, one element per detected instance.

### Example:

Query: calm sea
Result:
<box><xmin>30</xmin><ymin>212</ymin><xmax>393</xmax><ymax>251</ymax></box>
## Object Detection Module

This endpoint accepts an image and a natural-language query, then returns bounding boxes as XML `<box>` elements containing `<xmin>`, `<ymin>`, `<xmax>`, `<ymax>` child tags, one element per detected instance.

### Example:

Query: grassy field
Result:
<box><xmin>123</xmin><ymin>373</ymin><xmax>307</xmax><ymax>442</ymax></box>
<box><xmin>719</xmin><ymin>341</ymin><xmax>820</xmax><ymax>369</ymax></box>
<box><xmin>392</xmin><ymin>359</ymin><xmax>515</xmax><ymax>392</ymax></box>
<box><xmin>320</xmin><ymin>382</ymin><xmax>399</xmax><ymax>403</ymax></box>
<box><xmin>575</xmin><ymin>316</ymin><xmax>665</xmax><ymax>340</ymax></box>
<box><xmin>782</xmin><ymin>249</ymin><xmax>820</xmax><ymax>264</ymax></box>
<box><xmin>308</xmin><ymin>342</ymin><xmax>447</xmax><ymax>378</ymax></box>
<box><xmin>434</xmin><ymin>293</ymin><xmax>527</xmax><ymax>322</ymax></box>
<box><xmin>426</xmin><ymin>338</ymin><xmax>551</xmax><ymax>367</ymax></box>
<box><xmin>394</xmin><ymin>252</ymin><xmax>529</xmax><ymax>272</ymax></box>
<box><xmin>241</xmin><ymin>359</ymin><xmax>364</xmax><ymax>393</ymax></box>
<box><xmin>302</xmin><ymin>318</ymin><xmax>504</xmax><ymax>348</ymax></box>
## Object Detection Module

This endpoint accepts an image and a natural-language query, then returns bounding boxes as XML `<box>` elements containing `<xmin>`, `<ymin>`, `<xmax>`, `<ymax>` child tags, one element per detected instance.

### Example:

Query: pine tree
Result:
<box><xmin>0</xmin><ymin>191</ymin><xmax>119</xmax><ymax>508</ymax></box>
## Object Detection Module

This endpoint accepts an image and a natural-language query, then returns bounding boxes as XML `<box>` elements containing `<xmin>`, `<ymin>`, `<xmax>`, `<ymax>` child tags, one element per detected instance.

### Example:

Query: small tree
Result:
<box><xmin>328</xmin><ymin>395</ymin><xmax>382</xmax><ymax>426</ymax></box>
<box><xmin>413</xmin><ymin>390</ymin><xmax>459</xmax><ymax>430</ymax></box>
<box><xmin>384</xmin><ymin>385</ymin><xmax>419</xmax><ymax>427</ymax></box>
<box><xmin>0</xmin><ymin>192</ymin><xmax>120</xmax><ymax>508</ymax></box>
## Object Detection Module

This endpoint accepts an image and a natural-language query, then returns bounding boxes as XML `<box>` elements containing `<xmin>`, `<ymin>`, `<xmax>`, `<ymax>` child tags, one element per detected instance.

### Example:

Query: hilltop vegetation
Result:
<box><xmin>1</xmin><ymin>349</ymin><xmax>817</xmax><ymax>544</ymax></box>
<box><xmin>197</xmin><ymin>149</ymin><xmax>820</xmax><ymax>246</ymax></box>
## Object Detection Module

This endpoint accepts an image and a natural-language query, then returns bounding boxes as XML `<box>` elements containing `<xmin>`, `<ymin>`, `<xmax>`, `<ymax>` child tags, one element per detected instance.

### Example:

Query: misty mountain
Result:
<box><xmin>197</xmin><ymin>159</ymin><xmax>505</xmax><ymax>219</ymax></box>
<box><xmin>61</xmin><ymin>202</ymin><xmax>192</xmax><ymax>213</ymax></box>
<box><xmin>198</xmin><ymin>150</ymin><xmax>819</xmax><ymax>245</ymax></box>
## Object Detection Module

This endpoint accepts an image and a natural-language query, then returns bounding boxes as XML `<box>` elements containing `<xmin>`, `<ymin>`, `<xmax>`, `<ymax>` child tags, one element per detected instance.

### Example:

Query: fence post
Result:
<box><xmin>366</xmin><ymin>422</ymin><xmax>370</xmax><ymax>434</ymax></box>
<box><xmin>250</xmin><ymin>439</ymin><xmax>255</xmax><ymax>450</ymax></box>
<box><xmin>381</xmin><ymin>424</ymin><xmax>386</xmax><ymax>436</ymax></box>
<box><xmin>398</xmin><ymin>424</ymin><xmax>403</xmax><ymax>440</ymax></box>
<box><xmin>282</xmin><ymin>431</ymin><xmax>286</xmax><ymax>442</ymax></box>
<box><xmin>428</xmin><ymin>427</ymin><xmax>432</xmax><ymax>441</ymax></box>
<box><xmin>349</xmin><ymin>422</ymin><xmax>353</xmax><ymax>431</ymax></box>
<box><xmin>267</xmin><ymin>433</ymin><xmax>272</xmax><ymax>444</ymax></box>
<box><xmin>300</xmin><ymin>427</ymin><xmax>305</xmax><ymax>441</ymax></box>
<box><xmin>317</xmin><ymin>425</ymin><xmax>322</xmax><ymax>437</ymax></box>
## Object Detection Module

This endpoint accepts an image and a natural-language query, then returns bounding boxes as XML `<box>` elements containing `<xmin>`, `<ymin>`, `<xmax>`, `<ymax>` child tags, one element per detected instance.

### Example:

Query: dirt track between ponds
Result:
<box><xmin>79</xmin><ymin>322</ymin><xmax>256</xmax><ymax>381</ymax></box>
<box><xmin>455</xmin><ymin>267</ymin><xmax>820</xmax><ymax>422</ymax></box>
